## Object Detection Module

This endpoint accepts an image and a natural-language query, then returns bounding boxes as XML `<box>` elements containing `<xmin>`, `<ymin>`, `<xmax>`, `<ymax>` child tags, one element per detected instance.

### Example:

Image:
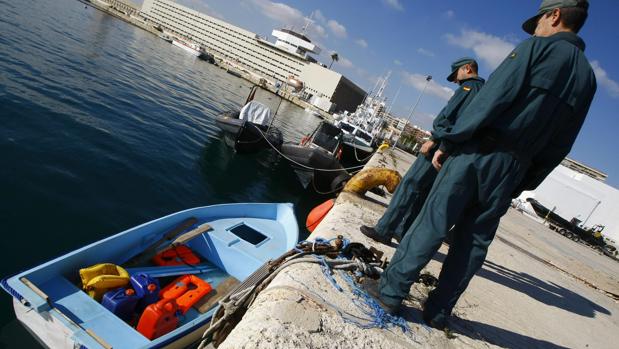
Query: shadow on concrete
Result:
<box><xmin>430</xmin><ymin>250</ymin><xmax>610</xmax><ymax>318</ymax></box>
<box><xmin>401</xmin><ymin>306</ymin><xmax>571</xmax><ymax>349</ymax></box>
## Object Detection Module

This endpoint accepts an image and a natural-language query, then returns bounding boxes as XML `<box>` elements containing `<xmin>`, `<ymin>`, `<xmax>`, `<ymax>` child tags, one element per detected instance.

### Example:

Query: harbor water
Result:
<box><xmin>0</xmin><ymin>0</ymin><xmax>325</xmax><ymax>346</ymax></box>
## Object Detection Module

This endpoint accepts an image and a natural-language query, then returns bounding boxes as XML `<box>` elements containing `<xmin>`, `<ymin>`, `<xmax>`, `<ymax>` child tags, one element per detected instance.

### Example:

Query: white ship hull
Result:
<box><xmin>172</xmin><ymin>40</ymin><xmax>200</xmax><ymax>56</ymax></box>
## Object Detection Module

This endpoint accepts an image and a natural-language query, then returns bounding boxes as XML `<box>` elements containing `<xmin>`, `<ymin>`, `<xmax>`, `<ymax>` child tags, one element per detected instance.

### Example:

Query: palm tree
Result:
<box><xmin>329</xmin><ymin>52</ymin><xmax>339</xmax><ymax>69</ymax></box>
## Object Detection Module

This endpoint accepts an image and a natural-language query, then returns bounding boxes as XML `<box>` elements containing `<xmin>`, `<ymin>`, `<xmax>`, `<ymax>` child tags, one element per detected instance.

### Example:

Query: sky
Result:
<box><xmin>165</xmin><ymin>0</ymin><xmax>619</xmax><ymax>188</ymax></box>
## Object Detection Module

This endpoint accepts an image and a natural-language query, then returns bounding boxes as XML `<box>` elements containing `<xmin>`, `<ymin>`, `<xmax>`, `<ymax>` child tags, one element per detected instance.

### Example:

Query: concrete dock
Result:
<box><xmin>218</xmin><ymin>149</ymin><xmax>619</xmax><ymax>349</ymax></box>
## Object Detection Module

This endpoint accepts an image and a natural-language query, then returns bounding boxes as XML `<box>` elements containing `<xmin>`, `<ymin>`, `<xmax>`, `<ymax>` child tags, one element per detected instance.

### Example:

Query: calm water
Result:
<box><xmin>0</xmin><ymin>0</ymin><xmax>325</xmax><ymax>346</ymax></box>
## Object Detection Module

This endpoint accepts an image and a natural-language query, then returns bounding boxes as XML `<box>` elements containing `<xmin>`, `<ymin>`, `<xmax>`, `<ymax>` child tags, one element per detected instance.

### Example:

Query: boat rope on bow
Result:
<box><xmin>196</xmin><ymin>237</ymin><xmax>419</xmax><ymax>348</ymax></box>
<box><xmin>248</xmin><ymin>123</ymin><xmax>367</xmax><ymax>172</ymax></box>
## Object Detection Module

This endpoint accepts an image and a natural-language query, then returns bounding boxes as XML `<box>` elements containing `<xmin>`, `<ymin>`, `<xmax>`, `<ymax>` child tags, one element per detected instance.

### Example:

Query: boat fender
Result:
<box><xmin>136</xmin><ymin>298</ymin><xmax>179</xmax><ymax>340</ymax></box>
<box><xmin>79</xmin><ymin>263</ymin><xmax>130</xmax><ymax>301</ymax></box>
<box><xmin>160</xmin><ymin>275</ymin><xmax>213</xmax><ymax>314</ymax></box>
<box><xmin>153</xmin><ymin>245</ymin><xmax>201</xmax><ymax>266</ymax></box>
<box><xmin>343</xmin><ymin>168</ymin><xmax>402</xmax><ymax>196</ymax></box>
<box><xmin>306</xmin><ymin>199</ymin><xmax>335</xmax><ymax>232</ymax></box>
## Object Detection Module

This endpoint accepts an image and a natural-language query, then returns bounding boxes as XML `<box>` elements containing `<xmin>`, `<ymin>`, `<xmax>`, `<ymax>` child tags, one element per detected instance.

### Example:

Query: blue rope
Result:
<box><xmin>1</xmin><ymin>277</ymin><xmax>24</xmax><ymax>303</ymax></box>
<box><xmin>339</xmin><ymin>271</ymin><xmax>412</xmax><ymax>334</ymax></box>
<box><xmin>314</xmin><ymin>255</ymin><xmax>343</xmax><ymax>292</ymax></box>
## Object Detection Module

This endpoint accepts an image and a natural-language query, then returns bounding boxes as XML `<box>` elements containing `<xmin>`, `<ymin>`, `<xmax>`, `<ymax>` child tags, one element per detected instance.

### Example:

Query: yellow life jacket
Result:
<box><xmin>79</xmin><ymin>263</ymin><xmax>130</xmax><ymax>301</ymax></box>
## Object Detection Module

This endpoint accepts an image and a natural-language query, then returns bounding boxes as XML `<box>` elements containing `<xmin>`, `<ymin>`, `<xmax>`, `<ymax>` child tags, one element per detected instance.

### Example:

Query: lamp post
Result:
<box><xmin>396</xmin><ymin>75</ymin><xmax>432</xmax><ymax>148</ymax></box>
<box><xmin>407</xmin><ymin>75</ymin><xmax>432</xmax><ymax>122</ymax></box>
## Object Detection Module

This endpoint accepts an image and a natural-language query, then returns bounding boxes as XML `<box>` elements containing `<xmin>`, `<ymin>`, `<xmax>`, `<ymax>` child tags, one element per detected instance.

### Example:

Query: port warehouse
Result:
<box><xmin>520</xmin><ymin>159</ymin><xmax>619</xmax><ymax>243</ymax></box>
<box><xmin>140</xmin><ymin>0</ymin><xmax>365</xmax><ymax>113</ymax></box>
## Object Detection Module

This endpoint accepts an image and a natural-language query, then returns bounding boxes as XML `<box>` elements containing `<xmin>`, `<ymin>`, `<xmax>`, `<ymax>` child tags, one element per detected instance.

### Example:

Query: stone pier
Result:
<box><xmin>217</xmin><ymin>148</ymin><xmax>619</xmax><ymax>349</ymax></box>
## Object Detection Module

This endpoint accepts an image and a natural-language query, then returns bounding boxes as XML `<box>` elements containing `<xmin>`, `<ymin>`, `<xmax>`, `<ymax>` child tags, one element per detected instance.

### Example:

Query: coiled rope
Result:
<box><xmin>197</xmin><ymin>238</ymin><xmax>418</xmax><ymax>348</ymax></box>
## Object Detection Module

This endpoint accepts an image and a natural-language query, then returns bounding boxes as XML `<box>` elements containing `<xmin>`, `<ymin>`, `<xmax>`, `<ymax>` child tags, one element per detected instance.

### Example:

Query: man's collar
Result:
<box><xmin>546</xmin><ymin>31</ymin><xmax>586</xmax><ymax>51</ymax></box>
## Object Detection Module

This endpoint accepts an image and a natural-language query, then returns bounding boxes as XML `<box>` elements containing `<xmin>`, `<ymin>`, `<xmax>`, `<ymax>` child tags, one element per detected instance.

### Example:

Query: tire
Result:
<box><xmin>558</xmin><ymin>228</ymin><xmax>568</xmax><ymax>236</ymax></box>
<box><xmin>563</xmin><ymin>231</ymin><xmax>573</xmax><ymax>239</ymax></box>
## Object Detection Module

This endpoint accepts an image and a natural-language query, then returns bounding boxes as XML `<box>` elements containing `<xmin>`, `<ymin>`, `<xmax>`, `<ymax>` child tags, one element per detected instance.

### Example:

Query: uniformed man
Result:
<box><xmin>360</xmin><ymin>58</ymin><xmax>485</xmax><ymax>244</ymax></box>
<box><xmin>371</xmin><ymin>0</ymin><xmax>596</xmax><ymax>330</ymax></box>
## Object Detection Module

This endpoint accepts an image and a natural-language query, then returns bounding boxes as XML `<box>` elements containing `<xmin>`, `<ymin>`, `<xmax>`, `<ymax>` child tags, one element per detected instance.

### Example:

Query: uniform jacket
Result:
<box><xmin>434</xmin><ymin>32</ymin><xmax>597</xmax><ymax>194</ymax></box>
<box><xmin>431</xmin><ymin>76</ymin><xmax>485</xmax><ymax>141</ymax></box>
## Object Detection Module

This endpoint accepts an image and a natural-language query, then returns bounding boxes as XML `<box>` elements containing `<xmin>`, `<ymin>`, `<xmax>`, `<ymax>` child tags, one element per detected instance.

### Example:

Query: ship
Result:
<box><xmin>172</xmin><ymin>38</ymin><xmax>201</xmax><ymax>56</ymax></box>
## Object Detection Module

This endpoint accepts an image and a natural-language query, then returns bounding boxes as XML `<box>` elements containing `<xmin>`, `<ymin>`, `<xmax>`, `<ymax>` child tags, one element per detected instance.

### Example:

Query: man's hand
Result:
<box><xmin>432</xmin><ymin>149</ymin><xmax>448</xmax><ymax>171</ymax></box>
<box><xmin>419</xmin><ymin>140</ymin><xmax>436</xmax><ymax>156</ymax></box>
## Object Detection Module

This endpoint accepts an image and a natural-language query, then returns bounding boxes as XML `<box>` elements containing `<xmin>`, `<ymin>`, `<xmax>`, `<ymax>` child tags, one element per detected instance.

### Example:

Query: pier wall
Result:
<box><xmin>218</xmin><ymin>149</ymin><xmax>619</xmax><ymax>349</ymax></box>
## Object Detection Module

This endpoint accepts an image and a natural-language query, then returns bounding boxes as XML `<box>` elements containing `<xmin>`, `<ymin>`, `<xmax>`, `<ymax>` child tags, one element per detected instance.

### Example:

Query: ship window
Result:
<box><xmin>229</xmin><ymin>223</ymin><xmax>268</xmax><ymax>245</ymax></box>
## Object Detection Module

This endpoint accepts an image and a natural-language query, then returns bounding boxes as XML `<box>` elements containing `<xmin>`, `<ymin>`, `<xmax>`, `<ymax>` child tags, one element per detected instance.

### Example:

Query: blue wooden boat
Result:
<box><xmin>1</xmin><ymin>203</ymin><xmax>298</xmax><ymax>349</ymax></box>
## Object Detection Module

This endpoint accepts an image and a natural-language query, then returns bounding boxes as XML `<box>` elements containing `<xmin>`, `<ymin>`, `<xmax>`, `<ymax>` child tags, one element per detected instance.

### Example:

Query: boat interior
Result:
<box><xmin>5</xmin><ymin>203</ymin><xmax>297</xmax><ymax>348</ymax></box>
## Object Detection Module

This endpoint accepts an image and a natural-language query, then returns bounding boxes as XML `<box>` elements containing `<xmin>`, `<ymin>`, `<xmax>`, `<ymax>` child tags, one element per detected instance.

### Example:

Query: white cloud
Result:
<box><xmin>311</xmin><ymin>24</ymin><xmax>327</xmax><ymax>38</ymax></box>
<box><xmin>444</xmin><ymin>10</ymin><xmax>455</xmax><ymax>19</ymax></box>
<box><xmin>250</xmin><ymin>0</ymin><xmax>304</xmax><ymax>24</ymax></box>
<box><xmin>591</xmin><ymin>60</ymin><xmax>619</xmax><ymax>98</ymax></box>
<box><xmin>327</xmin><ymin>19</ymin><xmax>347</xmax><ymax>38</ymax></box>
<box><xmin>445</xmin><ymin>29</ymin><xmax>516</xmax><ymax>69</ymax></box>
<box><xmin>393</xmin><ymin>59</ymin><xmax>403</xmax><ymax>66</ymax></box>
<box><xmin>383</xmin><ymin>0</ymin><xmax>404</xmax><ymax>11</ymax></box>
<box><xmin>355</xmin><ymin>38</ymin><xmax>368</xmax><ymax>48</ymax></box>
<box><xmin>338</xmin><ymin>56</ymin><xmax>354</xmax><ymax>69</ymax></box>
<box><xmin>402</xmin><ymin>71</ymin><xmax>454</xmax><ymax>101</ymax></box>
<box><xmin>417</xmin><ymin>48</ymin><xmax>435</xmax><ymax>57</ymax></box>
<box><xmin>313</xmin><ymin>9</ymin><xmax>326</xmax><ymax>23</ymax></box>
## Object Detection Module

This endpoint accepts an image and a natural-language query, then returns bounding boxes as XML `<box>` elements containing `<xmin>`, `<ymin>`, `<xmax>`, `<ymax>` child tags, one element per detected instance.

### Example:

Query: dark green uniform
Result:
<box><xmin>374</xmin><ymin>77</ymin><xmax>485</xmax><ymax>241</ymax></box>
<box><xmin>379</xmin><ymin>32</ymin><xmax>597</xmax><ymax>325</ymax></box>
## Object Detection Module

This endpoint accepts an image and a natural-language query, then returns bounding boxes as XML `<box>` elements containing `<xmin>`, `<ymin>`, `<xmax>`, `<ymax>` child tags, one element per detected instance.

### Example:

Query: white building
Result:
<box><xmin>140</xmin><ymin>0</ymin><xmax>365</xmax><ymax>112</ymax></box>
<box><xmin>519</xmin><ymin>159</ymin><xmax>619</xmax><ymax>242</ymax></box>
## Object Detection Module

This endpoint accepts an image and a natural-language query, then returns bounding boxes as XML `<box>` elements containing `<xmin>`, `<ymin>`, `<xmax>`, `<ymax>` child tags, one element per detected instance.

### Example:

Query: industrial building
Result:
<box><xmin>519</xmin><ymin>159</ymin><xmax>619</xmax><ymax>243</ymax></box>
<box><xmin>140</xmin><ymin>0</ymin><xmax>365</xmax><ymax>112</ymax></box>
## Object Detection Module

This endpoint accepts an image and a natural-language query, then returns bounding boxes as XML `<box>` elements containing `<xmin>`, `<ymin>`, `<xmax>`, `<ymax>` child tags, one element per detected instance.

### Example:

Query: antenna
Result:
<box><xmin>302</xmin><ymin>11</ymin><xmax>314</xmax><ymax>35</ymax></box>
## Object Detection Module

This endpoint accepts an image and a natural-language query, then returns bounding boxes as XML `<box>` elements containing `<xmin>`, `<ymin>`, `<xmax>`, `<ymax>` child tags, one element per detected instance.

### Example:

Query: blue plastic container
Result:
<box><xmin>130</xmin><ymin>273</ymin><xmax>161</xmax><ymax>311</ymax></box>
<box><xmin>101</xmin><ymin>287</ymin><xmax>140</xmax><ymax>322</ymax></box>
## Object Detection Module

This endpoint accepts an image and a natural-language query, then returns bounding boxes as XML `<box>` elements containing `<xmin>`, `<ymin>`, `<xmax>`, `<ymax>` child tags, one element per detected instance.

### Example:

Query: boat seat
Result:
<box><xmin>40</xmin><ymin>277</ymin><xmax>149</xmax><ymax>348</ymax></box>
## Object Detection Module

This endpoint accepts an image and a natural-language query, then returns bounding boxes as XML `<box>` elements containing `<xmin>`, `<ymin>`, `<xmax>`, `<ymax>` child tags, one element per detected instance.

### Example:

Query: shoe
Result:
<box><xmin>360</xmin><ymin>225</ymin><xmax>392</xmax><ymax>245</ymax></box>
<box><xmin>362</xmin><ymin>279</ymin><xmax>400</xmax><ymax>315</ymax></box>
<box><xmin>422</xmin><ymin>310</ymin><xmax>447</xmax><ymax>330</ymax></box>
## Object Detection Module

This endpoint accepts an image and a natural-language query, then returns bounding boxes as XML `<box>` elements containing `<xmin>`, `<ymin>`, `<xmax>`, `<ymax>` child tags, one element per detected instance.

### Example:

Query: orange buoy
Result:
<box><xmin>306</xmin><ymin>199</ymin><xmax>335</xmax><ymax>232</ymax></box>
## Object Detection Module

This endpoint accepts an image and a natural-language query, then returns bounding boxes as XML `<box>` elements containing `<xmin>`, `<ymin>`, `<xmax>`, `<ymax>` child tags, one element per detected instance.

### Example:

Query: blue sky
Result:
<box><xmin>169</xmin><ymin>0</ymin><xmax>619</xmax><ymax>187</ymax></box>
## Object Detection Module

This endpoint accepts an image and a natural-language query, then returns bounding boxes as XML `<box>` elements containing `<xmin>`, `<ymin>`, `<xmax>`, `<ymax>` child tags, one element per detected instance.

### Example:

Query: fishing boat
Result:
<box><xmin>1</xmin><ymin>203</ymin><xmax>298</xmax><ymax>349</ymax></box>
<box><xmin>214</xmin><ymin>86</ymin><xmax>284</xmax><ymax>153</ymax></box>
<box><xmin>172</xmin><ymin>38</ymin><xmax>201</xmax><ymax>56</ymax></box>
<box><xmin>336</xmin><ymin>119</ymin><xmax>375</xmax><ymax>167</ymax></box>
<box><xmin>280</xmin><ymin>121</ymin><xmax>350</xmax><ymax>193</ymax></box>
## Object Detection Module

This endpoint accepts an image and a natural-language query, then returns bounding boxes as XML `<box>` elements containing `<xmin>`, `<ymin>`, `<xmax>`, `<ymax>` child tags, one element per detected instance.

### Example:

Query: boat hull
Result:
<box><xmin>172</xmin><ymin>40</ymin><xmax>200</xmax><ymax>56</ymax></box>
<box><xmin>280</xmin><ymin>143</ymin><xmax>349</xmax><ymax>193</ymax></box>
<box><xmin>2</xmin><ymin>203</ymin><xmax>298</xmax><ymax>349</ymax></box>
<box><xmin>340</xmin><ymin>141</ymin><xmax>374</xmax><ymax>167</ymax></box>
<box><xmin>214</xmin><ymin>112</ymin><xmax>283</xmax><ymax>153</ymax></box>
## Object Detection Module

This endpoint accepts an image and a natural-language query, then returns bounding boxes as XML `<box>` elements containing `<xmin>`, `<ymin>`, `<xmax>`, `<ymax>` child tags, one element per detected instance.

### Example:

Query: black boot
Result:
<box><xmin>362</xmin><ymin>278</ymin><xmax>401</xmax><ymax>315</ymax></box>
<box><xmin>360</xmin><ymin>225</ymin><xmax>392</xmax><ymax>245</ymax></box>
